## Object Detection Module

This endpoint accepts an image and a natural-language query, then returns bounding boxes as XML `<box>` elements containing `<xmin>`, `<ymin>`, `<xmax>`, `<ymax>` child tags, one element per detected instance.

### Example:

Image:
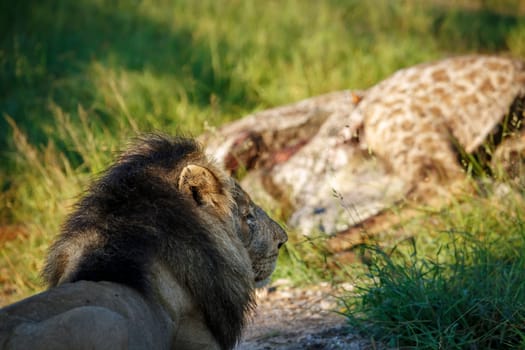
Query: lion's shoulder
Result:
<box><xmin>0</xmin><ymin>281</ymin><xmax>172</xmax><ymax>349</ymax></box>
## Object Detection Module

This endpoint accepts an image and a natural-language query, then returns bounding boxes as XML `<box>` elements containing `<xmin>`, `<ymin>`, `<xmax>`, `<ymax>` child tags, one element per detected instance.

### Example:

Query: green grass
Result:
<box><xmin>272</xmin><ymin>232</ymin><xmax>340</xmax><ymax>285</ymax></box>
<box><xmin>344</xmin><ymin>192</ymin><xmax>525</xmax><ymax>349</ymax></box>
<box><xmin>1</xmin><ymin>0</ymin><xmax>525</xmax><ymax>313</ymax></box>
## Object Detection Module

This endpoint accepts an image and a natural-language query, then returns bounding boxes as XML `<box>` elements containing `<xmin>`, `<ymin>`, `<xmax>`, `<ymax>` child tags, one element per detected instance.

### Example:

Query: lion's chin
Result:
<box><xmin>255</xmin><ymin>277</ymin><xmax>271</xmax><ymax>289</ymax></box>
<box><xmin>253</xmin><ymin>259</ymin><xmax>278</xmax><ymax>288</ymax></box>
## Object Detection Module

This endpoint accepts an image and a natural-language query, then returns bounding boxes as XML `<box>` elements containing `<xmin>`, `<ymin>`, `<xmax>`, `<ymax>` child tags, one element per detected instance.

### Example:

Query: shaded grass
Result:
<box><xmin>2</xmin><ymin>0</ymin><xmax>524</xmax><ymax>151</ymax></box>
<box><xmin>344</xmin><ymin>192</ymin><xmax>525</xmax><ymax>349</ymax></box>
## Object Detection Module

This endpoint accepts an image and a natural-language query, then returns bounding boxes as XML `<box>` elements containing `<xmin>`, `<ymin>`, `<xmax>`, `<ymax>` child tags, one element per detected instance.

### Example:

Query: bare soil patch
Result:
<box><xmin>238</xmin><ymin>281</ymin><xmax>376</xmax><ymax>350</ymax></box>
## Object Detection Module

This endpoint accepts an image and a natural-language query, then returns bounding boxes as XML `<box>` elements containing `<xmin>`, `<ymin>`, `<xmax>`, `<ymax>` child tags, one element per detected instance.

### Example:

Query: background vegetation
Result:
<box><xmin>2</xmin><ymin>0</ymin><xmax>525</xmax><ymax>347</ymax></box>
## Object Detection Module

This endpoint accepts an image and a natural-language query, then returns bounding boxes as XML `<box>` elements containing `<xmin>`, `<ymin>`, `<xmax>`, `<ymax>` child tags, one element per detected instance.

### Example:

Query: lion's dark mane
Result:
<box><xmin>43</xmin><ymin>135</ymin><xmax>254</xmax><ymax>350</ymax></box>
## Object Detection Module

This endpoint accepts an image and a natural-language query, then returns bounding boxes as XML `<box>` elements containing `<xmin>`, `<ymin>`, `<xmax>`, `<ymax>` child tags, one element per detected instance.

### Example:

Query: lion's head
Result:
<box><xmin>175</xmin><ymin>153</ymin><xmax>288</xmax><ymax>289</ymax></box>
<box><xmin>43</xmin><ymin>135</ymin><xmax>287</xmax><ymax>349</ymax></box>
<box><xmin>231</xmin><ymin>183</ymin><xmax>287</xmax><ymax>287</ymax></box>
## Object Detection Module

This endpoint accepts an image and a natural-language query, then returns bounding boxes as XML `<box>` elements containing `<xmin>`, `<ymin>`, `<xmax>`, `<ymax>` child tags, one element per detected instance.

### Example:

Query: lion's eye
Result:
<box><xmin>246</xmin><ymin>211</ymin><xmax>256</xmax><ymax>227</ymax></box>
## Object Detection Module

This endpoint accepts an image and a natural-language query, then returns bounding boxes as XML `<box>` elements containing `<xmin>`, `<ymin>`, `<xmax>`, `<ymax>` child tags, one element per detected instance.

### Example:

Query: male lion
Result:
<box><xmin>0</xmin><ymin>135</ymin><xmax>287</xmax><ymax>350</ymax></box>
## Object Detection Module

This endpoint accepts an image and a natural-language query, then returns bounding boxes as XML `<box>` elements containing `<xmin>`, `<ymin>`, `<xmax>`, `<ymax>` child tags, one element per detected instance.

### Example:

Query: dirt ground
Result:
<box><xmin>238</xmin><ymin>280</ymin><xmax>377</xmax><ymax>350</ymax></box>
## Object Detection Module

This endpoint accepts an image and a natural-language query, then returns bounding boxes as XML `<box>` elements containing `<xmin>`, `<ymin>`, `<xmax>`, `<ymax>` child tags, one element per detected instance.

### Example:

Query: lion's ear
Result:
<box><xmin>178</xmin><ymin>164</ymin><xmax>229</xmax><ymax>213</ymax></box>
